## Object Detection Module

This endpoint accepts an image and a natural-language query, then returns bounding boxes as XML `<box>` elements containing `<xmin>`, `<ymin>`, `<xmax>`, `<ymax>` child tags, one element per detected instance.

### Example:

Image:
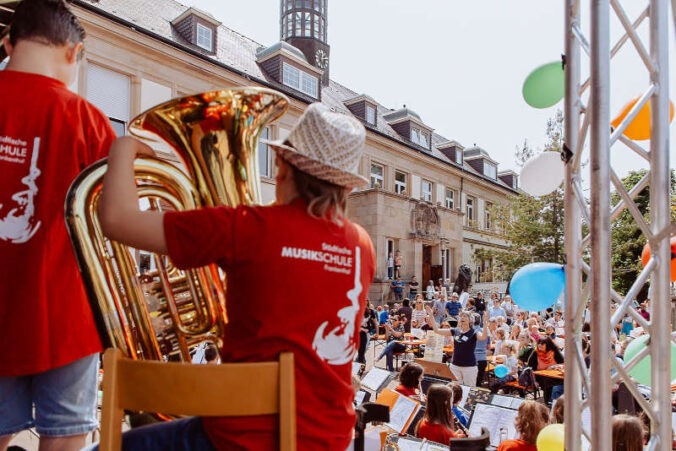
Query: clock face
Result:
<box><xmin>315</xmin><ymin>49</ymin><xmax>329</xmax><ymax>70</ymax></box>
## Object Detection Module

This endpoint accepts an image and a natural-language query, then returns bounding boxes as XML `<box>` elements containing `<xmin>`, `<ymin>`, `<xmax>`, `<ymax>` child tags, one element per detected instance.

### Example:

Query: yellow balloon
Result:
<box><xmin>536</xmin><ymin>423</ymin><xmax>565</xmax><ymax>451</ymax></box>
<box><xmin>611</xmin><ymin>96</ymin><xmax>675</xmax><ymax>141</ymax></box>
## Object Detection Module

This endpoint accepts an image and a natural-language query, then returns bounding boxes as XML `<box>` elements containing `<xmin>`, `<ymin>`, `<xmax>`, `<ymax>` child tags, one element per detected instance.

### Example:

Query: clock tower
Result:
<box><xmin>280</xmin><ymin>0</ymin><xmax>330</xmax><ymax>86</ymax></box>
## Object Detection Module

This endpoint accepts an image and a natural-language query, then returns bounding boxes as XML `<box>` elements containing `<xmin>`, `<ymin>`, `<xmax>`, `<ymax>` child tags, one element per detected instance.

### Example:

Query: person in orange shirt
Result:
<box><xmin>496</xmin><ymin>401</ymin><xmax>549</xmax><ymax>451</ymax></box>
<box><xmin>415</xmin><ymin>385</ymin><xmax>464</xmax><ymax>445</ymax></box>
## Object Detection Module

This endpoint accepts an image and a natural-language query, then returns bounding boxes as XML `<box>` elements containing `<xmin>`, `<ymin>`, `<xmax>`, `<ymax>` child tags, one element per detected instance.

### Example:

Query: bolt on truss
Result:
<box><xmin>563</xmin><ymin>0</ymin><xmax>672</xmax><ymax>449</ymax></box>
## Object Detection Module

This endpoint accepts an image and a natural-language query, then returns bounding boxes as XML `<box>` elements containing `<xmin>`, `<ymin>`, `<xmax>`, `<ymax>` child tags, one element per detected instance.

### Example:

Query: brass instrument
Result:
<box><xmin>65</xmin><ymin>88</ymin><xmax>289</xmax><ymax>361</ymax></box>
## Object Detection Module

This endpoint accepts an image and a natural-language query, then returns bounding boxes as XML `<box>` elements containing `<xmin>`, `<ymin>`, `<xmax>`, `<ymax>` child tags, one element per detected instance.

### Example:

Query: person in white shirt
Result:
<box><xmin>501</xmin><ymin>295</ymin><xmax>517</xmax><ymax>322</ymax></box>
<box><xmin>545</xmin><ymin>310</ymin><xmax>564</xmax><ymax>329</ymax></box>
<box><xmin>488</xmin><ymin>296</ymin><xmax>506</xmax><ymax>319</ymax></box>
<box><xmin>426</xmin><ymin>280</ymin><xmax>436</xmax><ymax>300</ymax></box>
<box><xmin>459</xmin><ymin>289</ymin><xmax>470</xmax><ymax>309</ymax></box>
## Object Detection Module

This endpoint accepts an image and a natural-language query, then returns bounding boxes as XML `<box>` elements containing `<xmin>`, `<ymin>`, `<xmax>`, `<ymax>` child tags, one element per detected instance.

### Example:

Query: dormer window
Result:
<box><xmin>411</xmin><ymin>129</ymin><xmax>419</xmax><ymax>144</ymax></box>
<box><xmin>282</xmin><ymin>62</ymin><xmax>318</xmax><ymax>98</ymax></box>
<box><xmin>455</xmin><ymin>151</ymin><xmax>462</xmax><ymax>165</ymax></box>
<box><xmin>196</xmin><ymin>23</ymin><xmax>213</xmax><ymax>51</ymax></box>
<box><xmin>484</xmin><ymin>163</ymin><xmax>497</xmax><ymax>179</ymax></box>
<box><xmin>366</xmin><ymin>104</ymin><xmax>376</xmax><ymax>125</ymax></box>
<box><xmin>171</xmin><ymin>8</ymin><xmax>220</xmax><ymax>54</ymax></box>
<box><xmin>410</xmin><ymin>127</ymin><xmax>430</xmax><ymax>150</ymax></box>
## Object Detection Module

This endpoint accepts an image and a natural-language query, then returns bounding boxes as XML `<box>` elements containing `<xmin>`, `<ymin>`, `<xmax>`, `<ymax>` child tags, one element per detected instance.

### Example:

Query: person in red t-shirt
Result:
<box><xmin>0</xmin><ymin>1</ymin><xmax>116</xmax><ymax>450</ymax></box>
<box><xmin>395</xmin><ymin>362</ymin><xmax>425</xmax><ymax>402</ymax></box>
<box><xmin>415</xmin><ymin>384</ymin><xmax>464</xmax><ymax>445</ymax></box>
<box><xmin>496</xmin><ymin>401</ymin><xmax>549</xmax><ymax>451</ymax></box>
<box><xmin>96</xmin><ymin>103</ymin><xmax>375</xmax><ymax>450</ymax></box>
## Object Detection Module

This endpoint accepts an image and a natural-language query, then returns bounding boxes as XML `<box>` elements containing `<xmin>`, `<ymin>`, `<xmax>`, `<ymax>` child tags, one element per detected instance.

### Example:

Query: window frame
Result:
<box><xmin>370</xmin><ymin>162</ymin><xmax>384</xmax><ymax>189</ymax></box>
<box><xmin>365</xmin><ymin>104</ymin><xmax>376</xmax><ymax>125</ymax></box>
<box><xmin>421</xmin><ymin>179</ymin><xmax>433</xmax><ymax>202</ymax></box>
<box><xmin>466</xmin><ymin>196</ymin><xmax>475</xmax><ymax>223</ymax></box>
<box><xmin>394</xmin><ymin>170</ymin><xmax>407</xmax><ymax>195</ymax></box>
<box><xmin>445</xmin><ymin>188</ymin><xmax>455</xmax><ymax>210</ymax></box>
<box><xmin>484</xmin><ymin>162</ymin><xmax>497</xmax><ymax>179</ymax></box>
<box><xmin>410</xmin><ymin>128</ymin><xmax>420</xmax><ymax>145</ymax></box>
<box><xmin>258</xmin><ymin>127</ymin><xmax>271</xmax><ymax>178</ymax></box>
<box><xmin>196</xmin><ymin>23</ymin><xmax>213</xmax><ymax>51</ymax></box>
<box><xmin>485</xmin><ymin>202</ymin><xmax>493</xmax><ymax>231</ymax></box>
<box><xmin>282</xmin><ymin>62</ymin><xmax>318</xmax><ymax>99</ymax></box>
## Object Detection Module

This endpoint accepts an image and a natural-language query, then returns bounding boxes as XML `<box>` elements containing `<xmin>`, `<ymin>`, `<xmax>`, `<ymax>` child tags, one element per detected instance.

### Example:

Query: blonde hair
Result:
<box><xmin>515</xmin><ymin>401</ymin><xmax>549</xmax><ymax>443</ymax></box>
<box><xmin>291</xmin><ymin>165</ymin><xmax>349</xmax><ymax>225</ymax></box>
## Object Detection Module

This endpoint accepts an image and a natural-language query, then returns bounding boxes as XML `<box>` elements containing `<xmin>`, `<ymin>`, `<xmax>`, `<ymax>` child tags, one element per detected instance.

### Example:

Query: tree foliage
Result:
<box><xmin>475</xmin><ymin>111</ymin><xmax>565</xmax><ymax>279</ymax></box>
<box><xmin>610</xmin><ymin>169</ymin><xmax>676</xmax><ymax>297</ymax></box>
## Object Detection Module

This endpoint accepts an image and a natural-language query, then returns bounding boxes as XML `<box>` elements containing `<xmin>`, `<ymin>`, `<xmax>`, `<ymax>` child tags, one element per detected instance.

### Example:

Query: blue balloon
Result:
<box><xmin>509</xmin><ymin>263</ymin><xmax>565</xmax><ymax>311</ymax></box>
<box><xmin>494</xmin><ymin>364</ymin><xmax>509</xmax><ymax>378</ymax></box>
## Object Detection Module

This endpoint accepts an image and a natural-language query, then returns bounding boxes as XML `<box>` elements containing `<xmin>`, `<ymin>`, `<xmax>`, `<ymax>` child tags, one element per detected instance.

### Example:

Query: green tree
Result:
<box><xmin>610</xmin><ymin>169</ymin><xmax>676</xmax><ymax>297</ymax></box>
<box><xmin>475</xmin><ymin>111</ymin><xmax>565</xmax><ymax>278</ymax></box>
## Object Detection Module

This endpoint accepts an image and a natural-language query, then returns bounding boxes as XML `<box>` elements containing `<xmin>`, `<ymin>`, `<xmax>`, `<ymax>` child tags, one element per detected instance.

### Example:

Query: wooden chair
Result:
<box><xmin>99</xmin><ymin>348</ymin><xmax>296</xmax><ymax>451</ymax></box>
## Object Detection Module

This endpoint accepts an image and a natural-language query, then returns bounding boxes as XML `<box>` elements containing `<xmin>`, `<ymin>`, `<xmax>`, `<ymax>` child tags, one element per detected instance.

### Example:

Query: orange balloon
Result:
<box><xmin>641</xmin><ymin>236</ymin><xmax>676</xmax><ymax>282</ymax></box>
<box><xmin>611</xmin><ymin>97</ymin><xmax>674</xmax><ymax>141</ymax></box>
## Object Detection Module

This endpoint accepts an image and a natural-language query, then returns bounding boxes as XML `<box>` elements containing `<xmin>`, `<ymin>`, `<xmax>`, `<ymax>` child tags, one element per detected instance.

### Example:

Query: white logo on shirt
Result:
<box><xmin>312</xmin><ymin>245</ymin><xmax>362</xmax><ymax>365</ymax></box>
<box><xmin>0</xmin><ymin>137</ymin><xmax>41</xmax><ymax>243</ymax></box>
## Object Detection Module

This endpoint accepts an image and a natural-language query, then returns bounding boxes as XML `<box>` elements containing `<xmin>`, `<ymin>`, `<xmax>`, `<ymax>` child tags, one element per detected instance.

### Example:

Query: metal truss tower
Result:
<box><xmin>563</xmin><ymin>0</ymin><xmax>672</xmax><ymax>449</ymax></box>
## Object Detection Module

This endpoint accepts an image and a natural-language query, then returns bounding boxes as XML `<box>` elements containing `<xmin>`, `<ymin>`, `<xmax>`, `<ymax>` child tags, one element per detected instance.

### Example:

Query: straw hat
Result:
<box><xmin>262</xmin><ymin>103</ymin><xmax>368</xmax><ymax>188</ymax></box>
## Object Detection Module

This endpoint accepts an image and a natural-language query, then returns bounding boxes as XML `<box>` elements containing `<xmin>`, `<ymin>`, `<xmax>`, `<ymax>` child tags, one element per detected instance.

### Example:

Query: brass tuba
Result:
<box><xmin>65</xmin><ymin>88</ymin><xmax>289</xmax><ymax>361</ymax></box>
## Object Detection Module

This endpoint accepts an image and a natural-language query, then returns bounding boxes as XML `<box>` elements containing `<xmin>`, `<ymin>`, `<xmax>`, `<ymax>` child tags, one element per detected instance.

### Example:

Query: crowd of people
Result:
<box><xmin>354</xmin><ymin>279</ymin><xmax>654</xmax><ymax>449</ymax></box>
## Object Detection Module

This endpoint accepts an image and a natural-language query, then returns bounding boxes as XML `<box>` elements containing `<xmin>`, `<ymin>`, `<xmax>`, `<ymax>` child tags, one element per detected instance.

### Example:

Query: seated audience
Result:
<box><xmin>395</xmin><ymin>362</ymin><xmax>425</xmax><ymax>401</ymax></box>
<box><xmin>490</xmin><ymin>342</ymin><xmax>519</xmax><ymax>393</ymax></box>
<box><xmin>415</xmin><ymin>385</ymin><xmax>465</xmax><ymax>444</ymax></box>
<box><xmin>527</xmin><ymin>337</ymin><xmax>564</xmax><ymax>404</ymax></box>
<box><xmin>509</xmin><ymin>324</ymin><xmax>522</xmax><ymax>341</ymax></box>
<box><xmin>377</xmin><ymin>315</ymin><xmax>406</xmax><ymax>371</ymax></box>
<box><xmin>496</xmin><ymin>401</ymin><xmax>549</xmax><ymax>451</ymax></box>
<box><xmin>517</xmin><ymin>331</ymin><xmax>535</xmax><ymax>364</ymax></box>
<box><xmin>411</xmin><ymin>300</ymin><xmax>429</xmax><ymax>329</ymax></box>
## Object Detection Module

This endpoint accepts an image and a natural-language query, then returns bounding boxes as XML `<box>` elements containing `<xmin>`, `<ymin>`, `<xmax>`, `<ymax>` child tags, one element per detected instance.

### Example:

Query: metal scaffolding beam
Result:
<box><xmin>563</xmin><ymin>0</ymin><xmax>672</xmax><ymax>449</ymax></box>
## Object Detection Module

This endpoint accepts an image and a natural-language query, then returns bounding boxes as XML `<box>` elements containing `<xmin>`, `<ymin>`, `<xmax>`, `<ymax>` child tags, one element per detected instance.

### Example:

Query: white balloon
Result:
<box><xmin>519</xmin><ymin>151</ymin><xmax>565</xmax><ymax>196</ymax></box>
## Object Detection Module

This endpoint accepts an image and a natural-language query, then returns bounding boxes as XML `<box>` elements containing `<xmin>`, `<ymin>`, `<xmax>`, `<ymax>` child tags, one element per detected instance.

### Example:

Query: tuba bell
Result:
<box><xmin>65</xmin><ymin>87</ymin><xmax>289</xmax><ymax>361</ymax></box>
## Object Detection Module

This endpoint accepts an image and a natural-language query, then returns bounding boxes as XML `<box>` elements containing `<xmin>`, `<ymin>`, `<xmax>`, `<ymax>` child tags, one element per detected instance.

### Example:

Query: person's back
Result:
<box><xmin>166</xmin><ymin>199</ymin><xmax>376</xmax><ymax>448</ymax></box>
<box><xmin>0</xmin><ymin>1</ymin><xmax>116</xmax><ymax>449</ymax></box>
<box><xmin>0</xmin><ymin>66</ymin><xmax>114</xmax><ymax>374</ymax></box>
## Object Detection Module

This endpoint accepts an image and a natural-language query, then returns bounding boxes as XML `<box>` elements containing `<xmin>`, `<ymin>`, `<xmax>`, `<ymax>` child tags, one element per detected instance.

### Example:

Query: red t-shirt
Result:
<box><xmin>497</xmin><ymin>439</ymin><xmax>537</xmax><ymax>451</ymax></box>
<box><xmin>0</xmin><ymin>70</ymin><xmax>115</xmax><ymax>376</ymax></box>
<box><xmin>395</xmin><ymin>384</ymin><xmax>419</xmax><ymax>399</ymax></box>
<box><xmin>163</xmin><ymin>199</ymin><xmax>376</xmax><ymax>450</ymax></box>
<box><xmin>416</xmin><ymin>418</ymin><xmax>459</xmax><ymax>445</ymax></box>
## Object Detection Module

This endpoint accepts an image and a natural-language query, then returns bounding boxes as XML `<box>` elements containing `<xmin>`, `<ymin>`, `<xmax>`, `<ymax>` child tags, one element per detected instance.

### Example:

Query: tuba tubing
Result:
<box><xmin>65</xmin><ymin>88</ymin><xmax>289</xmax><ymax>361</ymax></box>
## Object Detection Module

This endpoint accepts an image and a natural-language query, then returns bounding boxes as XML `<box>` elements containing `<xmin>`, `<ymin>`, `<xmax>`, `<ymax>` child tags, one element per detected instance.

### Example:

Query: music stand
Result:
<box><xmin>414</xmin><ymin>358</ymin><xmax>456</xmax><ymax>380</ymax></box>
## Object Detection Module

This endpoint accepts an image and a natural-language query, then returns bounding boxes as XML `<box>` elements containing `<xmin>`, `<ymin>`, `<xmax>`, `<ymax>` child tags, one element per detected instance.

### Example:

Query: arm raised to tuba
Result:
<box><xmin>65</xmin><ymin>88</ymin><xmax>288</xmax><ymax>362</ymax></box>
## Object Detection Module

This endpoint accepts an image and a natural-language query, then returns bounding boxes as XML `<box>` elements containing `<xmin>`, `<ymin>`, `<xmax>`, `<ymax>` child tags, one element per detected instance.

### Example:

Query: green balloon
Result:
<box><xmin>622</xmin><ymin>334</ymin><xmax>676</xmax><ymax>385</ymax></box>
<box><xmin>523</xmin><ymin>61</ymin><xmax>565</xmax><ymax>109</ymax></box>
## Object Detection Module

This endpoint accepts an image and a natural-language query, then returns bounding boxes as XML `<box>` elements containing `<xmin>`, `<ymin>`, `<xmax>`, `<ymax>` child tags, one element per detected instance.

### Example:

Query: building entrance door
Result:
<box><xmin>422</xmin><ymin>245</ymin><xmax>431</xmax><ymax>288</ymax></box>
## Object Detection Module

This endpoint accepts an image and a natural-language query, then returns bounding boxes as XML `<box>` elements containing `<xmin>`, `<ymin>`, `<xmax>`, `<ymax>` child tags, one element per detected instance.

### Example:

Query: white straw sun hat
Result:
<box><xmin>261</xmin><ymin>103</ymin><xmax>368</xmax><ymax>188</ymax></box>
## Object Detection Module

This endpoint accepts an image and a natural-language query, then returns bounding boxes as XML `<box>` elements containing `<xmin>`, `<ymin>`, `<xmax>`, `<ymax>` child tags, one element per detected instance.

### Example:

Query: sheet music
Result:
<box><xmin>458</xmin><ymin>384</ymin><xmax>471</xmax><ymax>409</ymax></box>
<box><xmin>411</xmin><ymin>328</ymin><xmax>425</xmax><ymax>339</ymax></box>
<box><xmin>423</xmin><ymin>330</ymin><xmax>444</xmax><ymax>362</ymax></box>
<box><xmin>352</xmin><ymin>362</ymin><xmax>363</xmax><ymax>375</ymax></box>
<box><xmin>386</xmin><ymin>394</ymin><xmax>420</xmax><ymax>433</ymax></box>
<box><xmin>354</xmin><ymin>390</ymin><xmax>367</xmax><ymax>406</ymax></box>
<box><xmin>468</xmin><ymin>403</ymin><xmax>519</xmax><ymax>447</ymax></box>
<box><xmin>490</xmin><ymin>394</ymin><xmax>523</xmax><ymax>409</ymax></box>
<box><xmin>395</xmin><ymin>437</ymin><xmax>446</xmax><ymax>451</ymax></box>
<box><xmin>361</xmin><ymin>367</ymin><xmax>390</xmax><ymax>391</ymax></box>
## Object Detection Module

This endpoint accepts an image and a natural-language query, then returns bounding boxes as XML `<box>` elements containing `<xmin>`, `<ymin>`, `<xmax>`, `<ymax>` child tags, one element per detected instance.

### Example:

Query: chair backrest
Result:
<box><xmin>99</xmin><ymin>348</ymin><xmax>295</xmax><ymax>451</ymax></box>
<box><xmin>448</xmin><ymin>427</ymin><xmax>490</xmax><ymax>451</ymax></box>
